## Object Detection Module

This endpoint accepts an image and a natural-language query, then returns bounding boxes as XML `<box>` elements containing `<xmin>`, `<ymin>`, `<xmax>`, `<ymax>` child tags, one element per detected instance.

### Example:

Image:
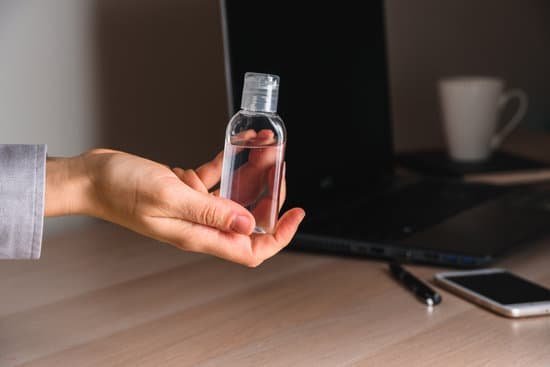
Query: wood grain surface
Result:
<box><xmin>1</xmin><ymin>130</ymin><xmax>550</xmax><ymax>366</ymax></box>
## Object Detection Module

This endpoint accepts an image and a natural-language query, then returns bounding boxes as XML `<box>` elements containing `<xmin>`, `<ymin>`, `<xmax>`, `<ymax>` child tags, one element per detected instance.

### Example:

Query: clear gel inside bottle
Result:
<box><xmin>220</xmin><ymin>72</ymin><xmax>286</xmax><ymax>234</ymax></box>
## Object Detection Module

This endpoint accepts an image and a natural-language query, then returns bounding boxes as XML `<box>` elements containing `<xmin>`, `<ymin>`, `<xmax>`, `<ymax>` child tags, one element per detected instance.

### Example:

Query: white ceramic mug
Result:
<box><xmin>438</xmin><ymin>77</ymin><xmax>528</xmax><ymax>161</ymax></box>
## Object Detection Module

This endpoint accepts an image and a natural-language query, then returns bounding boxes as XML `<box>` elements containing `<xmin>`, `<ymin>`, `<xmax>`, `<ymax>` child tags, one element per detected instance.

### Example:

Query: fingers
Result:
<box><xmin>273</xmin><ymin>208</ymin><xmax>305</xmax><ymax>244</ymax></box>
<box><xmin>173</xmin><ymin>151</ymin><xmax>224</xmax><ymax>192</ymax></box>
<box><xmin>176</xmin><ymin>187</ymin><xmax>256</xmax><ymax>235</ymax></box>
<box><xmin>251</xmin><ymin>208</ymin><xmax>306</xmax><ymax>264</ymax></box>
<box><xmin>250</xmin><ymin>162</ymin><xmax>285</xmax><ymax>228</ymax></box>
<box><xmin>251</xmin><ymin>196</ymin><xmax>277</xmax><ymax>231</ymax></box>
<box><xmin>143</xmin><ymin>216</ymin><xmax>255</xmax><ymax>265</ymax></box>
<box><xmin>233</xmin><ymin>129</ymin><xmax>257</xmax><ymax>154</ymax></box>
<box><xmin>248</xmin><ymin>145</ymin><xmax>279</xmax><ymax>168</ymax></box>
<box><xmin>233</xmin><ymin>129</ymin><xmax>257</xmax><ymax>143</ymax></box>
<box><xmin>195</xmin><ymin>151</ymin><xmax>224</xmax><ymax>189</ymax></box>
<box><xmin>169</xmin><ymin>146</ymin><xmax>289</xmax><ymax>249</ymax></box>
<box><xmin>280</xmin><ymin>163</ymin><xmax>287</xmax><ymax>210</ymax></box>
<box><xmin>145</xmin><ymin>207</ymin><xmax>305</xmax><ymax>268</ymax></box>
<box><xmin>172</xmin><ymin>168</ymin><xmax>208</xmax><ymax>193</ymax></box>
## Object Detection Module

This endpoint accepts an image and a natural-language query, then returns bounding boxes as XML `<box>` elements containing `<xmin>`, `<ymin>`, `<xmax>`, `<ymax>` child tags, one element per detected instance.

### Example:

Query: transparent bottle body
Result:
<box><xmin>220</xmin><ymin>110</ymin><xmax>286</xmax><ymax>234</ymax></box>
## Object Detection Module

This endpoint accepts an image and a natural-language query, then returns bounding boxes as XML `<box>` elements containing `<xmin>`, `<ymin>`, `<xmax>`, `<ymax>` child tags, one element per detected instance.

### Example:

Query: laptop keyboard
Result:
<box><xmin>306</xmin><ymin>179</ymin><xmax>510</xmax><ymax>242</ymax></box>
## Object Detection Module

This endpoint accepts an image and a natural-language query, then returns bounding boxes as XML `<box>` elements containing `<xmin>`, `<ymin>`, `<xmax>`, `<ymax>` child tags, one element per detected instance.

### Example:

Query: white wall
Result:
<box><xmin>0</xmin><ymin>0</ymin><xmax>97</xmax><ymax>233</ymax></box>
<box><xmin>0</xmin><ymin>0</ymin><xmax>97</xmax><ymax>156</ymax></box>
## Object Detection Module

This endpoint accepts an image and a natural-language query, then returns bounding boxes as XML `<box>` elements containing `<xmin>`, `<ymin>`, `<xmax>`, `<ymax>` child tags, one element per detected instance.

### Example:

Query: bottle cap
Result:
<box><xmin>240</xmin><ymin>72</ymin><xmax>279</xmax><ymax>113</ymax></box>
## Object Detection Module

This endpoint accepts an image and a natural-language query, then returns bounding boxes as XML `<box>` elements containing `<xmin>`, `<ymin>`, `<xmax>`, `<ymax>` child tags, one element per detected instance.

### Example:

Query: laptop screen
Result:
<box><xmin>221</xmin><ymin>0</ymin><xmax>393</xmax><ymax>208</ymax></box>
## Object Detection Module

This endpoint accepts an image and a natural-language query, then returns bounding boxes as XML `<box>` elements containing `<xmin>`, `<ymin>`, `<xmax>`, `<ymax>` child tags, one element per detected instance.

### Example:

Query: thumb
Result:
<box><xmin>178</xmin><ymin>188</ymin><xmax>256</xmax><ymax>235</ymax></box>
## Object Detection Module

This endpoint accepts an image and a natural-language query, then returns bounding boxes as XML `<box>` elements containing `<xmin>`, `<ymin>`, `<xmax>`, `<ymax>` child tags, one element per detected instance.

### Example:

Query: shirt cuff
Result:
<box><xmin>0</xmin><ymin>144</ymin><xmax>47</xmax><ymax>259</ymax></box>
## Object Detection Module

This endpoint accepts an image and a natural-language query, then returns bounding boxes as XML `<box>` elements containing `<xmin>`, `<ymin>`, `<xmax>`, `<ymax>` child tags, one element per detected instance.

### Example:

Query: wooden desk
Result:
<box><xmin>2</xmin><ymin>131</ymin><xmax>550</xmax><ymax>366</ymax></box>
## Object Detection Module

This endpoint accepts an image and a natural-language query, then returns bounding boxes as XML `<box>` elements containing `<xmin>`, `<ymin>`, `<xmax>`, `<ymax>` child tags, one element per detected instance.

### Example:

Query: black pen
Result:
<box><xmin>389</xmin><ymin>261</ymin><xmax>442</xmax><ymax>306</ymax></box>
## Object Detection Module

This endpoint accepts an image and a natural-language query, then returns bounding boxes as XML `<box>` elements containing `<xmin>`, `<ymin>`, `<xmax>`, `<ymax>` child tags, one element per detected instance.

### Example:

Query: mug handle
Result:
<box><xmin>490</xmin><ymin>89</ymin><xmax>528</xmax><ymax>149</ymax></box>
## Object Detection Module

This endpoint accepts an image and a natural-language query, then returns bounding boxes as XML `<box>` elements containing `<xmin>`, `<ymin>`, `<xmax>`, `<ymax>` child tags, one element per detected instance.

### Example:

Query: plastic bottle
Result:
<box><xmin>220</xmin><ymin>72</ymin><xmax>286</xmax><ymax>234</ymax></box>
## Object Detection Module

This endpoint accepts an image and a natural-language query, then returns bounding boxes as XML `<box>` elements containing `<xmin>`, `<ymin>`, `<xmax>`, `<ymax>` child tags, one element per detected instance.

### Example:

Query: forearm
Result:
<box><xmin>45</xmin><ymin>156</ymin><xmax>91</xmax><ymax>217</ymax></box>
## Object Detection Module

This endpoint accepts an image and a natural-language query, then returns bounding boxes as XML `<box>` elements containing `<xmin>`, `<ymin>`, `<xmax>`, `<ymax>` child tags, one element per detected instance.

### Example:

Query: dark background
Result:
<box><xmin>91</xmin><ymin>0</ymin><xmax>550</xmax><ymax>169</ymax></box>
<box><xmin>2</xmin><ymin>0</ymin><xmax>550</xmax><ymax>173</ymax></box>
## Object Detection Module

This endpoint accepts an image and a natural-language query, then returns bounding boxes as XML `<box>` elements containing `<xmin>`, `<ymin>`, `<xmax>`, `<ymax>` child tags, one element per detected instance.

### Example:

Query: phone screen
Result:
<box><xmin>445</xmin><ymin>271</ymin><xmax>550</xmax><ymax>305</ymax></box>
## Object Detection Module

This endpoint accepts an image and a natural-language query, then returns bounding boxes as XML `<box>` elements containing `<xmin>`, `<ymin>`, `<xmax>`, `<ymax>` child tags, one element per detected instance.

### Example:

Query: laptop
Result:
<box><xmin>220</xmin><ymin>0</ymin><xmax>550</xmax><ymax>267</ymax></box>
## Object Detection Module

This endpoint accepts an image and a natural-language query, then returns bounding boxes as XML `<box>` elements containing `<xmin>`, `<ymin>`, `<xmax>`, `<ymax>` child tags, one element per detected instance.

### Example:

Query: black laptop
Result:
<box><xmin>220</xmin><ymin>0</ymin><xmax>550</xmax><ymax>267</ymax></box>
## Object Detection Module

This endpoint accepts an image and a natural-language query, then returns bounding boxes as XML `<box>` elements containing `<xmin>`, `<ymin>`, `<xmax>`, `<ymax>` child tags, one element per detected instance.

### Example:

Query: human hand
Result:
<box><xmin>221</xmin><ymin>128</ymin><xmax>285</xmax><ymax>231</ymax></box>
<box><xmin>45</xmin><ymin>149</ymin><xmax>305</xmax><ymax>267</ymax></box>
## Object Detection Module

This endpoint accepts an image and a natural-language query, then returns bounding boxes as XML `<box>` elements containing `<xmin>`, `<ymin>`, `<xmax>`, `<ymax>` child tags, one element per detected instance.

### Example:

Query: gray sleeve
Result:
<box><xmin>0</xmin><ymin>144</ymin><xmax>47</xmax><ymax>259</ymax></box>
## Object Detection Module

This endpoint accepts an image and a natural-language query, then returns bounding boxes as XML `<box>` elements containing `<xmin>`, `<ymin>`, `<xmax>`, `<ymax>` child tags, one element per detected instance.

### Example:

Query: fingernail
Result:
<box><xmin>231</xmin><ymin>215</ymin><xmax>253</xmax><ymax>234</ymax></box>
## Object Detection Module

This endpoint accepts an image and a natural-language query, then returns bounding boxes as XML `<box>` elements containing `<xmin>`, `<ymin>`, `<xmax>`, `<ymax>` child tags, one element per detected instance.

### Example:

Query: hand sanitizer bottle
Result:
<box><xmin>220</xmin><ymin>72</ymin><xmax>286</xmax><ymax>234</ymax></box>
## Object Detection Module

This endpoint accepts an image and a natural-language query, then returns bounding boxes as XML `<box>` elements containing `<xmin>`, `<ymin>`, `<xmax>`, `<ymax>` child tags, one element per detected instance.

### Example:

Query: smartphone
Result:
<box><xmin>434</xmin><ymin>268</ymin><xmax>550</xmax><ymax>318</ymax></box>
